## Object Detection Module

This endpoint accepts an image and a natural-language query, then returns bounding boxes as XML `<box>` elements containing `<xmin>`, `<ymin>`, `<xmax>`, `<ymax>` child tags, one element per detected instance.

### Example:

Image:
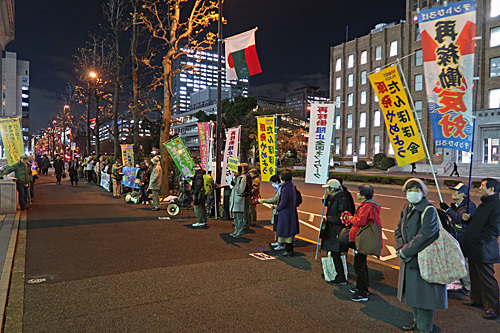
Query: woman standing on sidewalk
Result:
<box><xmin>112</xmin><ymin>159</ymin><xmax>124</xmax><ymax>199</ymax></box>
<box><xmin>259</xmin><ymin>174</ymin><xmax>283</xmax><ymax>249</ymax></box>
<box><xmin>275</xmin><ymin>169</ymin><xmax>299</xmax><ymax>256</ymax></box>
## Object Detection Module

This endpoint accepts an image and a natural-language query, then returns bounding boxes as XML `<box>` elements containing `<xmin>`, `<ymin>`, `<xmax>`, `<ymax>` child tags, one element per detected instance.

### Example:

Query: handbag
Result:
<box><xmin>62</xmin><ymin>172</ymin><xmax>66</xmax><ymax>179</ymax></box>
<box><xmin>355</xmin><ymin>206</ymin><xmax>382</xmax><ymax>256</ymax></box>
<box><xmin>250</xmin><ymin>195</ymin><xmax>260</xmax><ymax>205</ymax></box>
<box><xmin>417</xmin><ymin>205</ymin><xmax>467</xmax><ymax>284</ymax></box>
<box><xmin>338</xmin><ymin>226</ymin><xmax>351</xmax><ymax>246</ymax></box>
<box><xmin>321</xmin><ymin>252</ymin><xmax>348</xmax><ymax>282</ymax></box>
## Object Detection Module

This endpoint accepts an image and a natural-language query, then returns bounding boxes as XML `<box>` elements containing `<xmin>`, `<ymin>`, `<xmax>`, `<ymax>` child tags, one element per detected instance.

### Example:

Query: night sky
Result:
<box><xmin>8</xmin><ymin>0</ymin><xmax>406</xmax><ymax>132</ymax></box>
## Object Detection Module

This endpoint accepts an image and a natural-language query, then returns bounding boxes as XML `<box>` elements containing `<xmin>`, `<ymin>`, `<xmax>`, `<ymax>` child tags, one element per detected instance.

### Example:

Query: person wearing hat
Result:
<box><xmin>112</xmin><ymin>159</ymin><xmax>125</xmax><ymax>199</ymax></box>
<box><xmin>149</xmin><ymin>156</ymin><xmax>162</xmax><ymax>211</ymax></box>
<box><xmin>440</xmin><ymin>183</ymin><xmax>477</xmax><ymax>295</ymax></box>
<box><xmin>0</xmin><ymin>155</ymin><xmax>33</xmax><ymax>210</ymax></box>
<box><xmin>320</xmin><ymin>179</ymin><xmax>350</xmax><ymax>285</ymax></box>
<box><xmin>395</xmin><ymin>178</ymin><xmax>447</xmax><ymax>333</ymax></box>
<box><xmin>247</xmin><ymin>168</ymin><xmax>260</xmax><ymax>227</ymax></box>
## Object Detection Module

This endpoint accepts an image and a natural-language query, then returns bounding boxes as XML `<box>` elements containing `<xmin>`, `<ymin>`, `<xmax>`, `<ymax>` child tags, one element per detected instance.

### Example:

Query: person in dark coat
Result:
<box><xmin>41</xmin><ymin>154</ymin><xmax>51</xmax><ymax>176</ymax></box>
<box><xmin>461</xmin><ymin>178</ymin><xmax>500</xmax><ymax>320</ymax></box>
<box><xmin>53</xmin><ymin>155</ymin><xmax>65</xmax><ymax>184</ymax></box>
<box><xmin>395</xmin><ymin>178</ymin><xmax>447</xmax><ymax>333</ymax></box>
<box><xmin>332</xmin><ymin>176</ymin><xmax>355</xmax><ymax>215</ymax></box>
<box><xmin>275</xmin><ymin>169</ymin><xmax>299</xmax><ymax>256</ymax></box>
<box><xmin>321</xmin><ymin>178</ymin><xmax>349</xmax><ymax>285</ymax></box>
<box><xmin>260</xmin><ymin>175</ymin><xmax>283</xmax><ymax>250</ymax></box>
<box><xmin>136</xmin><ymin>162</ymin><xmax>148</xmax><ymax>204</ymax></box>
<box><xmin>192</xmin><ymin>167</ymin><xmax>207</xmax><ymax>227</ymax></box>
<box><xmin>68</xmin><ymin>157</ymin><xmax>79</xmax><ymax>186</ymax></box>
<box><xmin>450</xmin><ymin>162</ymin><xmax>459</xmax><ymax>177</ymax></box>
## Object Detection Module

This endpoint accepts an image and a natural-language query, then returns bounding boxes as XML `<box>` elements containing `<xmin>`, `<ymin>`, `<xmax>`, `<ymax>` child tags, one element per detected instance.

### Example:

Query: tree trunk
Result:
<box><xmin>131</xmin><ymin>1</ymin><xmax>140</xmax><ymax>163</ymax></box>
<box><xmin>113</xmin><ymin>81</ymin><xmax>120</xmax><ymax>160</ymax></box>
<box><xmin>160</xmin><ymin>56</ymin><xmax>172</xmax><ymax>197</ymax></box>
<box><xmin>95</xmin><ymin>92</ymin><xmax>100</xmax><ymax>158</ymax></box>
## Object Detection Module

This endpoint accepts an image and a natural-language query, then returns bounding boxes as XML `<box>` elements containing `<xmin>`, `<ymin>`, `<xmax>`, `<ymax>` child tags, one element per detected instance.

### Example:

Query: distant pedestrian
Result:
<box><xmin>149</xmin><ymin>156</ymin><xmax>162</xmax><ymax>210</ymax></box>
<box><xmin>112</xmin><ymin>159</ymin><xmax>124</xmax><ymax>198</ymax></box>
<box><xmin>260</xmin><ymin>175</ymin><xmax>283</xmax><ymax>249</ymax></box>
<box><xmin>136</xmin><ymin>162</ymin><xmax>148</xmax><ymax>204</ymax></box>
<box><xmin>411</xmin><ymin>162</ymin><xmax>417</xmax><ymax>174</ymax></box>
<box><xmin>53</xmin><ymin>155</ymin><xmax>65</xmax><ymax>184</ymax></box>
<box><xmin>69</xmin><ymin>157</ymin><xmax>79</xmax><ymax>187</ymax></box>
<box><xmin>275</xmin><ymin>169</ymin><xmax>299</xmax><ymax>256</ymax></box>
<box><xmin>450</xmin><ymin>162</ymin><xmax>459</xmax><ymax>177</ymax></box>
<box><xmin>85</xmin><ymin>156</ymin><xmax>94</xmax><ymax>182</ymax></box>
<box><xmin>395</xmin><ymin>178</ymin><xmax>447</xmax><ymax>333</ymax></box>
<box><xmin>0</xmin><ymin>155</ymin><xmax>33</xmax><ymax>210</ymax></box>
<box><xmin>41</xmin><ymin>154</ymin><xmax>50</xmax><ymax>175</ymax></box>
<box><xmin>192</xmin><ymin>167</ymin><xmax>207</xmax><ymax>227</ymax></box>
<box><xmin>229</xmin><ymin>165</ymin><xmax>246</xmax><ymax>238</ymax></box>
<box><xmin>462</xmin><ymin>178</ymin><xmax>500</xmax><ymax>320</ymax></box>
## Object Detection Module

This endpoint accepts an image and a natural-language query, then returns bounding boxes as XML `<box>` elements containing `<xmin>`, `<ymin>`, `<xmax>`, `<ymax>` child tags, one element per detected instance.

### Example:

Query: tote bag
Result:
<box><xmin>321</xmin><ymin>252</ymin><xmax>348</xmax><ymax>282</ymax></box>
<box><xmin>417</xmin><ymin>205</ymin><xmax>467</xmax><ymax>284</ymax></box>
<box><xmin>355</xmin><ymin>206</ymin><xmax>382</xmax><ymax>256</ymax></box>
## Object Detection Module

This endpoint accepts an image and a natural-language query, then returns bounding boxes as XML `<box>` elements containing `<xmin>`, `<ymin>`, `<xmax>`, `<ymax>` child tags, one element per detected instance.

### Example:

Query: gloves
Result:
<box><xmin>396</xmin><ymin>250</ymin><xmax>412</xmax><ymax>263</ymax></box>
<box><xmin>439</xmin><ymin>202</ymin><xmax>450</xmax><ymax>211</ymax></box>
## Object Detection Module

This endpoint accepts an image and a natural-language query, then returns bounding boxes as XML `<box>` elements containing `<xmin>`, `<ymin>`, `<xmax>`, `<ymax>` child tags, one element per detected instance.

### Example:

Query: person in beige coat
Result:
<box><xmin>229</xmin><ymin>166</ymin><xmax>247</xmax><ymax>237</ymax></box>
<box><xmin>149</xmin><ymin>156</ymin><xmax>162</xmax><ymax>211</ymax></box>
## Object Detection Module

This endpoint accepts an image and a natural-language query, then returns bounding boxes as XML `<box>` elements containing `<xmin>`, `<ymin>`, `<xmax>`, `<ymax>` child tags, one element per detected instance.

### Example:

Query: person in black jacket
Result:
<box><xmin>191</xmin><ymin>168</ymin><xmax>207</xmax><ymax>227</ymax></box>
<box><xmin>53</xmin><ymin>155</ymin><xmax>65</xmax><ymax>184</ymax></box>
<box><xmin>321</xmin><ymin>179</ymin><xmax>350</xmax><ymax>285</ymax></box>
<box><xmin>332</xmin><ymin>176</ymin><xmax>355</xmax><ymax>215</ymax></box>
<box><xmin>462</xmin><ymin>178</ymin><xmax>500</xmax><ymax>320</ymax></box>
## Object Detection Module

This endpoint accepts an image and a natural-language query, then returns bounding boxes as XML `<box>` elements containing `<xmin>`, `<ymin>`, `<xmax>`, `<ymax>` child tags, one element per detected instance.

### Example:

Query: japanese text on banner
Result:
<box><xmin>418</xmin><ymin>0</ymin><xmax>476</xmax><ymax>152</ymax></box>
<box><xmin>257</xmin><ymin>117</ymin><xmax>276</xmax><ymax>182</ymax></box>
<box><xmin>369</xmin><ymin>65</ymin><xmax>426</xmax><ymax>166</ymax></box>
<box><xmin>305</xmin><ymin>103</ymin><xmax>335</xmax><ymax>185</ymax></box>
<box><xmin>0</xmin><ymin>118</ymin><xmax>24</xmax><ymax>166</ymax></box>
<box><xmin>221</xmin><ymin>127</ymin><xmax>240</xmax><ymax>186</ymax></box>
<box><xmin>197</xmin><ymin>123</ymin><xmax>210</xmax><ymax>171</ymax></box>
<box><xmin>164</xmin><ymin>137</ymin><xmax>195</xmax><ymax>178</ymax></box>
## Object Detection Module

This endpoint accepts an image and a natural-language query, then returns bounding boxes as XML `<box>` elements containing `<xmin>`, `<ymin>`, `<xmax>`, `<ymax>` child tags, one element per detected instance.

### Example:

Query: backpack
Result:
<box><xmin>295</xmin><ymin>186</ymin><xmax>302</xmax><ymax>207</ymax></box>
<box><xmin>203</xmin><ymin>174</ymin><xmax>213</xmax><ymax>195</ymax></box>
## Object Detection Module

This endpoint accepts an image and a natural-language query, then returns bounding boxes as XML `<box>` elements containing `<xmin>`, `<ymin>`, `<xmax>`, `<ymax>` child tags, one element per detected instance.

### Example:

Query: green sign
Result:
<box><xmin>228</xmin><ymin>157</ymin><xmax>239</xmax><ymax>172</ymax></box>
<box><xmin>164</xmin><ymin>137</ymin><xmax>195</xmax><ymax>178</ymax></box>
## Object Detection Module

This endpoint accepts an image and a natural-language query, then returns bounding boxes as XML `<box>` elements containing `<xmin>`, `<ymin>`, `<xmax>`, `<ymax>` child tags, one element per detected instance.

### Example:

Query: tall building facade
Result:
<box><xmin>331</xmin><ymin>0</ymin><xmax>500</xmax><ymax>174</ymax></box>
<box><xmin>286</xmin><ymin>86</ymin><xmax>329</xmax><ymax>118</ymax></box>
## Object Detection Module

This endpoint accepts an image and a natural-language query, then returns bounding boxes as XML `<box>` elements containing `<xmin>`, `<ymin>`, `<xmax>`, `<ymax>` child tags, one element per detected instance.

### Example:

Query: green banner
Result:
<box><xmin>0</xmin><ymin>118</ymin><xmax>24</xmax><ymax>166</ymax></box>
<box><xmin>228</xmin><ymin>157</ymin><xmax>239</xmax><ymax>172</ymax></box>
<box><xmin>164</xmin><ymin>137</ymin><xmax>195</xmax><ymax>178</ymax></box>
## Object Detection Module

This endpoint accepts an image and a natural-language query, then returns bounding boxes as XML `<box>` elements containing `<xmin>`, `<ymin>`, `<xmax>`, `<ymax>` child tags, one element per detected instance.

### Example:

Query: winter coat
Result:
<box><xmin>446</xmin><ymin>199</ymin><xmax>477</xmax><ymax>227</ymax></box>
<box><xmin>1</xmin><ymin>161</ymin><xmax>33</xmax><ymax>184</ymax></box>
<box><xmin>342</xmin><ymin>185</ymin><xmax>356</xmax><ymax>215</ymax></box>
<box><xmin>69</xmin><ymin>161</ymin><xmax>79</xmax><ymax>179</ymax></box>
<box><xmin>229</xmin><ymin>174</ymin><xmax>246</xmax><ymax>213</ymax></box>
<box><xmin>321</xmin><ymin>189</ymin><xmax>349</xmax><ymax>252</ymax></box>
<box><xmin>395</xmin><ymin>197</ymin><xmax>447</xmax><ymax>310</ymax></box>
<box><xmin>192</xmin><ymin>173</ymin><xmax>206</xmax><ymax>205</ymax></box>
<box><xmin>462</xmin><ymin>193</ymin><xmax>500</xmax><ymax>264</ymax></box>
<box><xmin>41</xmin><ymin>157</ymin><xmax>51</xmax><ymax>169</ymax></box>
<box><xmin>347</xmin><ymin>199</ymin><xmax>381</xmax><ymax>243</ymax></box>
<box><xmin>85</xmin><ymin>158</ymin><xmax>94</xmax><ymax>171</ymax></box>
<box><xmin>149</xmin><ymin>164</ymin><xmax>162</xmax><ymax>191</ymax></box>
<box><xmin>250</xmin><ymin>176</ymin><xmax>261</xmax><ymax>200</ymax></box>
<box><xmin>261</xmin><ymin>184</ymin><xmax>282</xmax><ymax>219</ymax></box>
<box><xmin>53</xmin><ymin>159</ymin><xmax>65</xmax><ymax>174</ymax></box>
<box><xmin>276</xmin><ymin>180</ymin><xmax>299</xmax><ymax>238</ymax></box>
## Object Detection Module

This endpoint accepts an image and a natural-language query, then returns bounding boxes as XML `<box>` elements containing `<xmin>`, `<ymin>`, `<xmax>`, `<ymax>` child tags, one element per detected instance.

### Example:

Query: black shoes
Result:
<box><xmin>402</xmin><ymin>322</ymin><xmax>417</xmax><ymax>331</ymax></box>
<box><xmin>463</xmin><ymin>300</ymin><xmax>482</xmax><ymax>308</ymax></box>
<box><xmin>483</xmin><ymin>310</ymin><xmax>498</xmax><ymax>320</ymax></box>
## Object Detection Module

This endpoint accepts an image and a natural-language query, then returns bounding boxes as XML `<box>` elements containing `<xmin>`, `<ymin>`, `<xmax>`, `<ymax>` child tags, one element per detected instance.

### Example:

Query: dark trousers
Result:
<box><xmin>354</xmin><ymin>252</ymin><xmax>369</xmax><ymax>294</ymax></box>
<box><xmin>331</xmin><ymin>251</ymin><xmax>346</xmax><ymax>282</ymax></box>
<box><xmin>55</xmin><ymin>172</ymin><xmax>62</xmax><ymax>184</ymax></box>
<box><xmin>450</xmin><ymin>169</ymin><xmax>459</xmax><ymax>177</ymax></box>
<box><xmin>468</xmin><ymin>259</ymin><xmax>500</xmax><ymax>313</ymax></box>
<box><xmin>139</xmin><ymin>185</ymin><xmax>148</xmax><ymax>203</ymax></box>
<box><xmin>16</xmin><ymin>182</ymin><xmax>29</xmax><ymax>210</ymax></box>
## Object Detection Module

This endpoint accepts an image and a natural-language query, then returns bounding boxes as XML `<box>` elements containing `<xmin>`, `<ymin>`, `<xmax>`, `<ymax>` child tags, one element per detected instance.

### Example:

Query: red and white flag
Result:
<box><xmin>224</xmin><ymin>28</ymin><xmax>262</xmax><ymax>81</ymax></box>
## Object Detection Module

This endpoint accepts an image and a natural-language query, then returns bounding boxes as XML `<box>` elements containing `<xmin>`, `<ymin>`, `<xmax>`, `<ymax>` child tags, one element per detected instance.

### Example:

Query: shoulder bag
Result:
<box><xmin>417</xmin><ymin>205</ymin><xmax>467</xmax><ymax>284</ymax></box>
<box><xmin>355</xmin><ymin>205</ymin><xmax>382</xmax><ymax>256</ymax></box>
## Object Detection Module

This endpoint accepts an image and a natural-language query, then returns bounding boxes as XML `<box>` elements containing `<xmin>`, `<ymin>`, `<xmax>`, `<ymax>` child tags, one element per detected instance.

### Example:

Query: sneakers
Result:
<box><xmin>329</xmin><ymin>280</ymin><xmax>347</xmax><ymax>286</ymax></box>
<box><xmin>230</xmin><ymin>232</ymin><xmax>243</xmax><ymax>238</ymax></box>
<box><xmin>192</xmin><ymin>222</ymin><xmax>207</xmax><ymax>227</ymax></box>
<box><xmin>273</xmin><ymin>245</ymin><xmax>285</xmax><ymax>251</ymax></box>
<box><xmin>350</xmin><ymin>291</ymin><xmax>368</xmax><ymax>302</ymax></box>
<box><xmin>270</xmin><ymin>242</ymin><xmax>280</xmax><ymax>247</ymax></box>
<box><xmin>281</xmin><ymin>251</ymin><xmax>294</xmax><ymax>257</ymax></box>
<box><xmin>349</xmin><ymin>287</ymin><xmax>370</xmax><ymax>296</ymax></box>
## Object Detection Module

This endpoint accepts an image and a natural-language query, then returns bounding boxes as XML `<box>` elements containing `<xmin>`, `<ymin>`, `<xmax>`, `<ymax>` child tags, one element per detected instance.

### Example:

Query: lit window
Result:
<box><xmin>335</xmin><ymin>58</ymin><xmax>342</xmax><ymax>71</ymax></box>
<box><xmin>360</xmin><ymin>91</ymin><xmax>367</xmax><ymax>104</ymax></box>
<box><xmin>415</xmin><ymin>49</ymin><xmax>423</xmax><ymax>66</ymax></box>
<box><xmin>414</xmin><ymin>100</ymin><xmax>423</xmax><ymax>119</ymax></box>
<box><xmin>374</xmin><ymin>93</ymin><xmax>379</xmax><ymax>103</ymax></box>
<box><xmin>360</xmin><ymin>112</ymin><xmax>366</xmax><ymax>127</ymax></box>
<box><xmin>335</xmin><ymin>115</ymin><xmax>341</xmax><ymax>130</ymax></box>
<box><xmin>491</xmin><ymin>57</ymin><xmax>500</xmax><ymax>77</ymax></box>
<box><xmin>22</xmin><ymin>102</ymin><xmax>29</xmax><ymax>107</ymax></box>
<box><xmin>360</xmin><ymin>51</ymin><xmax>367</xmax><ymax>65</ymax></box>
<box><xmin>335</xmin><ymin>95</ymin><xmax>341</xmax><ymax>107</ymax></box>
<box><xmin>390</xmin><ymin>41</ymin><xmax>398</xmax><ymax>57</ymax></box>
<box><xmin>416</xmin><ymin>26</ymin><xmax>421</xmax><ymax>41</ymax></box>
<box><xmin>347</xmin><ymin>114</ymin><xmax>353</xmax><ymax>128</ymax></box>
<box><xmin>489</xmin><ymin>88</ymin><xmax>500</xmax><ymax>108</ymax></box>
<box><xmin>388</xmin><ymin>143</ymin><xmax>395</xmax><ymax>155</ymax></box>
<box><xmin>347</xmin><ymin>137</ymin><xmax>352</xmax><ymax>155</ymax></box>
<box><xmin>361</xmin><ymin>71</ymin><xmax>367</xmax><ymax>84</ymax></box>
<box><xmin>348</xmin><ymin>74</ymin><xmax>354</xmax><ymax>87</ymax></box>
<box><xmin>415</xmin><ymin>74</ymin><xmax>423</xmax><ymax>91</ymax></box>
<box><xmin>492</xmin><ymin>0</ymin><xmax>500</xmax><ymax>17</ymax></box>
<box><xmin>359</xmin><ymin>136</ymin><xmax>366</xmax><ymax>155</ymax></box>
<box><xmin>22</xmin><ymin>85</ymin><xmax>29</xmax><ymax>91</ymax></box>
<box><xmin>348</xmin><ymin>93</ymin><xmax>353</xmax><ymax>106</ymax></box>
<box><xmin>335</xmin><ymin>138</ymin><xmax>340</xmax><ymax>155</ymax></box>
<box><xmin>491</xmin><ymin>27</ymin><xmax>500</xmax><ymax>47</ymax></box>
<box><xmin>374</xmin><ymin>111</ymin><xmax>381</xmax><ymax>126</ymax></box>
<box><xmin>22</xmin><ymin>94</ymin><xmax>29</xmax><ymax>98</ymax></box>
<box><xmin>375</xmin><ymin>46</ymin><xmax>382</xmax><ymax>60</ymax></box>
<box><xmin>348</xmin><ymin>54</ymin><xmax>354</xmax><ymax>68</ymax></box>
<box><xmin>336</xmin><ymin>77</ymin><xmax>342</xmax><ymax>90</ymax></box>
<box><xmin>374</xmin><ymin>135</ymin><xmax>380</xmax><ymax>154</ymax></box>
<box><xmin>22</xmin><ymin>77</ymin><xmax>28</xmax><ymax>83</ymax></box>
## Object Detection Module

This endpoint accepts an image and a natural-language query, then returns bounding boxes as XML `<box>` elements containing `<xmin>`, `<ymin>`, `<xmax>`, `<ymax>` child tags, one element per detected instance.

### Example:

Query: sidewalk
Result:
<box><xmin>3</xmin><ymin>174</ymin><xmax>500</xmax><ymax>332</ymax></box>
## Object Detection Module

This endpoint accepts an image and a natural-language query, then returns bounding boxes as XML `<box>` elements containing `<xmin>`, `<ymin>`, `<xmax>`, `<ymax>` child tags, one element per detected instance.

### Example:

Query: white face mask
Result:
<box><xmin>406</xmin><ymin>191</ymin><xmax>423</xmax><ymax>204</ymax></box>
<box><xmin>272</xmin><ymin>183</ymin><xmax>280</xmax><ymax>189</ymax></box>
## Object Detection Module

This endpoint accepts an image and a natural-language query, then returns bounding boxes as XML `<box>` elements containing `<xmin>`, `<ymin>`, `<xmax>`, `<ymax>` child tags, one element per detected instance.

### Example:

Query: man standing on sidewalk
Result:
<box><xmin>0</xmin><ymin>155</ymin><xmax>33</xmax><ymax>210</ymax></box>
<box><xmin>192</xmin><ymin>167</ymin><xmax>207</xmax><ymax>227</ymax></box>
<box><xmin>149</xmin><ymin>156</ymin><xmax>162</xmax><ymax>211</ymax></box>
<box><xmin>462</xmin><ymin>178</ymin><xmax>500</xmax><ymax>320</ymax></box>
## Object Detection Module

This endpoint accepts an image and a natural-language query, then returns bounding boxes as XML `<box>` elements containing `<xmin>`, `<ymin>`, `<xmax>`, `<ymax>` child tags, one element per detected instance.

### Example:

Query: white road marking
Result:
<box><xmin>379</xmin><ymin>245</ymin><xmax>398</xmax><ymax>261</ymax></box>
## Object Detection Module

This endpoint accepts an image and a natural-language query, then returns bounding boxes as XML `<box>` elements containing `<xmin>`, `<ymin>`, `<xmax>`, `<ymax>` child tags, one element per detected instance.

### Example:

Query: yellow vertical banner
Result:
<box><xmin>369</xmin><ymin>66</ymin><xmax>426</xmax><ymax>166</ymax></box>
<box><xmin>120</xmin><ymin>144</ymin><xmax>134</xmax><ymax>165</ymax></box>
<box><xmin>0</xmin><ymin>117</ymin><xmax>25</xmax><ymax>166</ymax></box>
<box><xmin>257</xmin><ymin>116</ymin><xmax>276</xmax><ymax>182</ymax></box>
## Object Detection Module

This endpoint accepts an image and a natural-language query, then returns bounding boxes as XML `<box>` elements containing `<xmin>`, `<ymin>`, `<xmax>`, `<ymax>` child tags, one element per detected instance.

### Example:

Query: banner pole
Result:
<box><xmin>396</xmin><ymin>60</ymin><xmax>443</xmax><ymax>202</ymax></box>
<box><xmin>274</xmin><ymin>114</ymin><xmax>278</xmax><ymax>174</ymax></box>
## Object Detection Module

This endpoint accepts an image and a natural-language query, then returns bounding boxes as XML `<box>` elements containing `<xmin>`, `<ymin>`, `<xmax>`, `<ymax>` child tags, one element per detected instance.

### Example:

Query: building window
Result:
<box><xmin>492</xmin><ymin>0</ymin><xmax>500</xmax><ymax>17</ymax></box>
<box><xmin>360</xmin><ymin>112</ymin><xmax>367</xmax><ymax>127</ymax></box>
<box><xmin>360</xmin><ymin>51</ymin><xmax>367</xmax><ymax>65</ymax></box>
<box><xmin>374</xmin><ymin>135</ymin><xmax>380</xmax><ymax>154</ymax></box>
<box><xmin>415</xmin><ymin>74</ymin><xmax>423</xmax><ymax>91</ymax></box>
<box><xmin>414</xmin><ymin>100</ymin><xmax>423</xmax><ymax>119</ymax></box>
<box><xmin>484</xmin><ymin>138</ymin><xmax>500</xmax><ymax>163</ymax></box>
<box><xmin>374</xmin><ymin>110</ymin><xmax>381</xmax><ymax>126</ymax></box>
<box><xmin>348</xmin><ymin>93</ymin><xmax>353</xmax><ymax>106</ymax></box>
<box><xmin>336</xmin><ymin>77</ymin><xmax>341</xmax><ymax>90</ymax></box>
<box><xmin>415</xmin><ymin>49</ymin><xmax>423</xmax><ymax>66</ymax></box>
<box><xmin>422</xmin><ymin>0</ymin><xmax>428</xmax><ymax>7</ymax></box>
<box><xmin>359</xmin><ymin>136</ymin><xmax>366</xmax><ymax>155</ymax></box>
<box><xmin>348</xmin><ymin>54</ymin><xmax>355</xmax><ymax>68</ymax></box>
<box><xmin>489</xmin><ymin>88</ymin><xmax>500</xmax><ymax>108</ymax></box>
<box><xmin>491</xmin><ymin>57</ymin><xmax>500</xmax><ymax>77</ymax></box>
<box><xmin>412</xmin><ymin>0</ymin><xmax>418</xmax><ymax>11</ymax></box>
<box><xmin>374</xmin><ymin>93</ymin><xmax>379</xmax><ymax>103</ymax></box>
<box><xmin>347</xmin><ymin>137</ymin><xmax>353</xmax><ymax>155</ymax></box>
<box><xmin>389</xmin><ymin>41</ymin><xmax>398</xmax><ymax>57</ymax></box>
<box><xmin>348</xmin><ymin>74</ymin><xmax>354</xmax><ymax>87</ymax></box>
<box><xmin>335</xmin><ymin>138</ymin><xmax>340</xmax><ymax>155</ymax></box>
<box><xmin>360</xmin><ymin>91</ymin><xmax>367</xmax><ymax>104</ymax></box>
<box><xmin>388</xmin><ymin>143</ymin><xmax>395</xmax><ymax>156</ymax></box>
<box><xmin>336</xmin><ymin>115</ymin><xmax>341</xmax><ymax>130</ymax></box>
<box><xmin>22</xmin><ymin>77</ymin><xmax>28</xmax><ymax>83</ymax></box>
<box><xmin>347</xmin><ymin>114</ymin><xmax>353</xmax><ymax>128</ymax></box>
<box><xmin>375</xmin><ymin>46</ymin><xmax>382</xmax><ymax>60</ymax></box>
<box><xmin>361</xmin><ymin>71</ymin><xmax>367</xmax><ymax>84</ymax></box>
<box><xmin>335</xmin><ymin>58</ymin><xmax>342</xmax><ymax>71</ymax></box>
<box><xmin>335</xmin><ymin>95</ymin><xmax>341</xmax><ymax>107</ymax></box>
<box><xmin>416</xmin><ymin>26</ymin><xmax>421</xmax><ymax>41</ymax></box>
<box><xmin>491</xmin><ymin>27</ymin><xmax>500</xmax><ymax>47</ymax></box>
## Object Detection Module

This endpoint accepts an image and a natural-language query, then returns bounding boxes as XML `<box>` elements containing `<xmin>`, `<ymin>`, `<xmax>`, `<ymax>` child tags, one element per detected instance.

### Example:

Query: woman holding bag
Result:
<box><xmin>395</xmin><ymin>178</ymin><xmax>447</xmax><ymax>333</ymax></box>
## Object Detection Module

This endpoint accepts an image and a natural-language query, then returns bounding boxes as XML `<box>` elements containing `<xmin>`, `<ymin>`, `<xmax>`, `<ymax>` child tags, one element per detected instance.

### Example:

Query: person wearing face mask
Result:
<box><xmin>395</xmin><ymin>178</ymin><xmax>447</xmax><ymax>333</ymax></box>
<box><xmin>259</xmin><ymin>175</ymin><xmax>283</xmax><ymax>250</ymax></box>
<box><xmin>344</xmin><ymin>184</ymin><xmax>381</xmax><ymax>301</ymax></box>
<box><xmin>461</xmin><ymin>178</ymin><xmax>500</xmax><ymax>320</ymax></box>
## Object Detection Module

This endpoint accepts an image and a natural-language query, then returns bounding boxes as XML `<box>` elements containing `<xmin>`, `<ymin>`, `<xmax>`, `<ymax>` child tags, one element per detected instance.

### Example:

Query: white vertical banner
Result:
<box><xmin>305</xmin><ymin>103</ymin><xmax>336</xmax><ymax>184</ymax></box>
<box><xmin>221</xmin><ymin>127</ymin><xmax>241</xmax><ymax>187</ymax></box>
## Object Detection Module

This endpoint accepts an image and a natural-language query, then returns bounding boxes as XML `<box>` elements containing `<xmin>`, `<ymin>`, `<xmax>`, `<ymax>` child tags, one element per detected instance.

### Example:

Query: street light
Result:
<box><xmin>52</xmin><ymin>120</ymin><xmax>57</xmax><ymax>158</ymax></box>
<box><xmin>86</xmin><ymin>71</ymin><xmax>97</xmax><ymax>156</ymax></box>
